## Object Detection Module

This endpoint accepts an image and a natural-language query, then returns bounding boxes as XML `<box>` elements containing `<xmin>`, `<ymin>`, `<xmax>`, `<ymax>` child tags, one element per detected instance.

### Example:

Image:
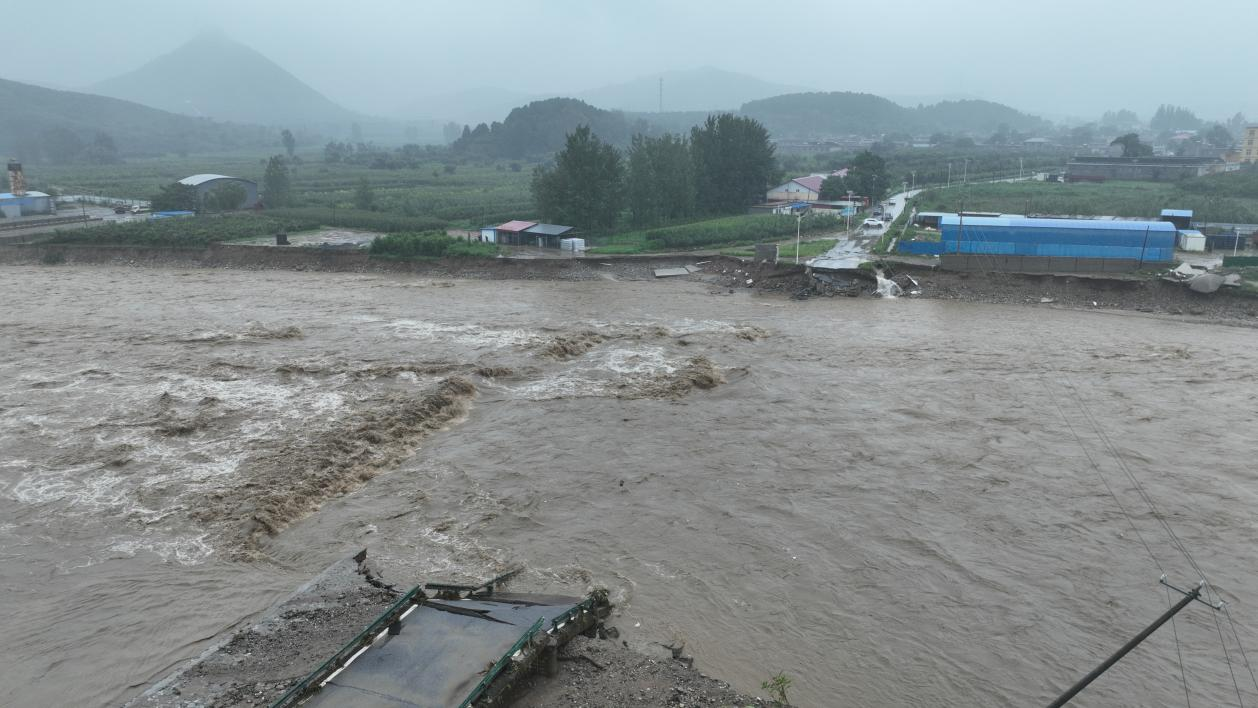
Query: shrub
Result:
<box><xmin>47</xmin><ymin>214</ymin><xmax>319</xmax><ymax>248</ymax></box>
<box><xmin>369</xmin><ymin>231</ymin><xmax>497</xmax><ymax>259</ymax></box>
<box><xmin>263</xmin><ymin>207</ymin><xmax>447</xmax><ymax>233</ymax></box>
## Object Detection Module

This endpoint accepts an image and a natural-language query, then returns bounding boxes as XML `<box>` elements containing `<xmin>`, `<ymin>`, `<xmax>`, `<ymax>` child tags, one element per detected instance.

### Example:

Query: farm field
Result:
<box><xmin>912</xmin><ymin>179</ymin><xmax>1258</xmax><ymax>224</ymax></box>
<box><xmin>29</xmin><ymin>149</ymin><xmax>536</xmax><ymax>228</ymax></box>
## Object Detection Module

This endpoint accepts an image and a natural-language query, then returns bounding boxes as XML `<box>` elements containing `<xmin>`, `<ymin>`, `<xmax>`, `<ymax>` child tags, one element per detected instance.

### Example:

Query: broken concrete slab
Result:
<box><xmin>653</xmin><ymin>267</ymin><xmax>690</xmax><ymax>278</ymax></box>
<box><xmin>1188</xmin><ymin>273</ymin><xmax>1226</xmax><ymax>294</ymax></box>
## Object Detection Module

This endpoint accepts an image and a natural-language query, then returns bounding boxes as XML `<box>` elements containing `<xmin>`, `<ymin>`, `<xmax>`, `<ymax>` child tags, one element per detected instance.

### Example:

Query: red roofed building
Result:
<box><xmin>493</xmin><ymin>220</ymin><xmax>537</xmax><ymax>245</ymax></box>
<box><xmin>766</xmin><ymin>171</ymin><xmax>848</xmax><ymax>203</ymax></box>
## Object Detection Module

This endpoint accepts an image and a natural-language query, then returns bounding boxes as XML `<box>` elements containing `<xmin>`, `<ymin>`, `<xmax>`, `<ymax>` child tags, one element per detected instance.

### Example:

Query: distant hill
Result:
<box><xmin>452</xmin><ymin>97</ymin><xmax>648</xmax><ymax>159</ymax></box>
<box><xmin>399</xmin><ymin>68</ymin><xmax>804</xmax><ymax>127</ymax></box>
<box><xmin>915</xmin><ymin>99</ymin><xmax>1051</xmax><ymax>135</ymax></box>
<box><xmin>741</xmin><ymin>92</ymin><xmax>1050</xmax><ymax>138</ymax></box>
<box><xmin>399</xmin><ymin>87</ymin><xmax>541</xmax><ymax>127</ymax></box>
<box><xmin>577</xmin><ymin>67</ymin><xmax>805</xmax><ymax>113</ymax></box>
<box><xmin>91</xmin><ymin>31</ymin><xmax>357</xmax><ymax>128</ymax></box>
<box><xmin>0</xmin><ymin>77</ymin><xmax>271</xmax><ymax>162</ymax></box>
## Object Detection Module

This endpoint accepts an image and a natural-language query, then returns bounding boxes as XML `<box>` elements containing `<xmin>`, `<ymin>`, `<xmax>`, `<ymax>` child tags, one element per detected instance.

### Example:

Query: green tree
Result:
<box><xmin>1151</xmin><ymin>105</ymin><xmax>1202</xmax><ymax>131</ymax></box>
<box><xmin>819</xmin><ymin>174</ymin><xmax>849</xmax><ymax>200</ymax></box>
<box><xmin>531</xmin><ymin>125</ymin><xmax>624</xmax><ymax>231</ymax></box>
<box><xmin>848</xmin><ymin>151</ymin><xmax>890</xmax><ymax>202</ymax></box>
<box><xmin>354</xmin><ymin>177</ymin><xmax>375</xmax><ymax>210</ymax></box>
<box><xmin>281</xmin><ymin>129</ymin><xmax>296</xmax><ymax>158</ymax></box>
<box><xmin>150</xmin><ymin>182</ymin><xmax>199</xmax><ymax>212</ymax></box>
<box><xmin>262</xmin><ymin>155</ymin><xmax>292</xmax><ymax>207</ymax></box>
<box><xmin>206</xmin><ymin>182</ymin><xmax>247</xmax><ymax>212</ymax></box>
<box><xmin>690</xmin><ymin>114</ymin><xmax>776</xmax><ymax>214</ymax></box>
<box><xmin>1203</xmin><ymin>124</ymin><xmax>1235</xmax><ymax>148</ymax></box>
<box><xmin>1110</xmin><ymin>133</ymin><xmax>1153</xmax><ymax>157</ymax></box>
<box><xmin>626</xmin><ymin>133</ymin><xmax>694</xmax><ymax>227</ymax></box>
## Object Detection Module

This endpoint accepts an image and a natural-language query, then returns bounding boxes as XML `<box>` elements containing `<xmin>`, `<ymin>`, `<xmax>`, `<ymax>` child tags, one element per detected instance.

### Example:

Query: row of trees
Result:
<box><xmin>531</xmin><ymin>114</ymin><xmax>778</xmax><ymax>231</ymax></box>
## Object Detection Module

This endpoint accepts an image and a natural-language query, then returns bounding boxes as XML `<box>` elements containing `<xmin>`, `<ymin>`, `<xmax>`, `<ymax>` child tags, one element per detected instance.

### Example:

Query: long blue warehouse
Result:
<box><xmin>904</xmin><ymin>216</ymin><xmax>1176</xmax><ymax>263</ymax></box>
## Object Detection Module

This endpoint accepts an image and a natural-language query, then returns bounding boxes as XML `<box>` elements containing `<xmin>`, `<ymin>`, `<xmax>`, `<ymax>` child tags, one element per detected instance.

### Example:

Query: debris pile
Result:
<box><xmin>1162</xmin><ymin>262</ymin><xmax>1243</xmax><ymax>295</ymax></box>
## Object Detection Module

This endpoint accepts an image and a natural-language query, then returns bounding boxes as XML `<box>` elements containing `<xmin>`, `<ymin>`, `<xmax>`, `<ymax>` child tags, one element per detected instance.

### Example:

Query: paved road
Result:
<box><xmin>810</xmin><ymin>188</ymin><xmax>924</xmax><ymax>266</ymax></box>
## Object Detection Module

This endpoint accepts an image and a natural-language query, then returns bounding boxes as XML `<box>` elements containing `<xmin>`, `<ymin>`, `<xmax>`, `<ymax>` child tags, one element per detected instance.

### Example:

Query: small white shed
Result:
<box><xmin>1177</xmin><ymin>230</ymin><xmax>1205</xmax><ymax>252</ymax></box>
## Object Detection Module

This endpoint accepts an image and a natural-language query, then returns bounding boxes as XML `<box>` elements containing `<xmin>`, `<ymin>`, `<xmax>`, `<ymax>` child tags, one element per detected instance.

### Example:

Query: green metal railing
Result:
<box><xmin>269</xmin><ymin>584</ymin><xmax>426</xmax><ymax>708</ymax></box>
<box><xmin>457</xmin><ymin>616</ymin><xmax>545</xmax><ymax>708</ymax></box>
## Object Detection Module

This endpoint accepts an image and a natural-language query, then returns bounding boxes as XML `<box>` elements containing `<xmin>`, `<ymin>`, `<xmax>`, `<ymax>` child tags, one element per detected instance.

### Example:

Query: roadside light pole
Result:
<box><xmin>963</xmin><ymin>159</ymin><xmax>969</xmax><ymax>184</ymax></box>
<box><xmin>845</xmin><ymin>190</ymin><xmax>854</xmax><ymax>234</ymax></box>
<box><xmin>947</xmin><ymin>162</ymin><xmax>952</xmax><ymax>187</ymax></box>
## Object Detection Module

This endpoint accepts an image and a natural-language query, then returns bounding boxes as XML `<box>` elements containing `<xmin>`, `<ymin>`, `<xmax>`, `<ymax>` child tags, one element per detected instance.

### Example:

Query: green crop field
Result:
<box><xmin>28</xmin><ymin>149</ymin><xmax>537</xmax><ymax>228</ymax></box>
<box><xmin>912</xmin><ymin>178</ymin><xmax>1258</xmax><ymax>224</ymax></box>
<box><xmin>589</xmin><ymin>213</ymin><xmax>845</xmax><ymax>254</ymax></box>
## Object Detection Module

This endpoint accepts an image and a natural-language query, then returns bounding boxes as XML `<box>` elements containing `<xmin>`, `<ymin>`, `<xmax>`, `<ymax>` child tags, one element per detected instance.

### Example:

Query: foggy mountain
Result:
<box><xmin>398</xmin><ymin>87</ymin><xmax>541</xmax><ymax>128</ymax></box>
<box><xmin>90</xmin><ymin>31</ymin><xmax>357</xmax><ymax>128</ymax></box>
<box><xmin>0</xmin><ymin>77</ymin><xmax>272</xmax><ymax>162</ymax></box>
<box><xmin>741</xmin><ymin>92</ymin><xmax>1050</xmax><ymax>138</ymax></box>
<box><xmin>576</xmin><ymin>67</ymin><xmax>805</xmax><ymax>113</ymax></box>
<box><xmin>402</xmin><ymin>68</ymin><xmax>806</xmax><ymax>128</ymax></box>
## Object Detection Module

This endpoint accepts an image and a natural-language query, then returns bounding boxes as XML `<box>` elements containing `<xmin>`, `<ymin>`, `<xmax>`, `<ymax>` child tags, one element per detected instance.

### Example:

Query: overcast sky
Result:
<box><xmin>4</xmin><ymin>0</ymin><xmax>1253</xmax><ymax>122</ymax></box>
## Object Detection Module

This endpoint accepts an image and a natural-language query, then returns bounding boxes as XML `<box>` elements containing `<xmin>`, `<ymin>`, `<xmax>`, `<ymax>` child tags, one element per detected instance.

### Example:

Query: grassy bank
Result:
<box><xmin>913</xmin><ymin>179</ymin><xmax>1258</xmax><ymax>223</ymax></box>
<box><xmin>589</xmin><ymin>213</ymin><xmax>844</xmax><ymax>254</ymax></box>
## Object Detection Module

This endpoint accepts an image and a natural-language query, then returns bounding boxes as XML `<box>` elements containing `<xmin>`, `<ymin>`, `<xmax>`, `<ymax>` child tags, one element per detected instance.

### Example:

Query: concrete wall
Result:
<box><xmin>941</xmin><ymin>254</ymin><xmax>1147</xmax><ymax>273</ymax></box>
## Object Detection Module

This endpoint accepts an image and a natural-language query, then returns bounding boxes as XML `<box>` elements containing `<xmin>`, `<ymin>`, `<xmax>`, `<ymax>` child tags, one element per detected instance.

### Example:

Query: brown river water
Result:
<box><xmin>2</xmin><ymin>264</ymin><xmax>1256</xmax><ymax>707</ymax></box>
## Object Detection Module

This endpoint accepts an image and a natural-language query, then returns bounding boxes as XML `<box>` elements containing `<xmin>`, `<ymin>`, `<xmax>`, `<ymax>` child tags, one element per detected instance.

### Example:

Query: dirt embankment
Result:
<box><xmin>0</xmin><ymin>243</ymin><xmax>708</xmax><ymax>281</ymax></box>
<box><xmin>510</xmin><ymin>635</ymin><xmax>767</xmax><ymax>708</ymax></box>
<box><xmin>702</xmin><ymin>258</ymin><xmax>1258</xmax><ymax>323</ymax></box>
<box><xmin>12</xmin><ymin>240</ymin><xmax>1251</xmax><ymax>322</ymax></box>
<box><xmin>899</xmin><ymin>267</ymin><xmax>1258</xmax><ymax>322</ymax></box>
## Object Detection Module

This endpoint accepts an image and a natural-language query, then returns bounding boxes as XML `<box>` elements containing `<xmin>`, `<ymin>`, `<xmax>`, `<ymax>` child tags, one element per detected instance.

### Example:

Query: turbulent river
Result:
<box><xmin>2</xmin><ymin>265</ymin><xmax>1256</xmax><ymax>707</ymax></box>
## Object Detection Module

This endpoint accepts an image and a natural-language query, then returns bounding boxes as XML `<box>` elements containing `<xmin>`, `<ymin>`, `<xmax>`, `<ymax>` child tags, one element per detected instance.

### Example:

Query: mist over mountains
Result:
<box><xmin>90</xmin><ymin>31</ymin><xmax>357</xmax><ymax>128</ymax></box>
<box><xmin>1</xmin><ymin>30</ymin><xmax>1242</xmax><ymax>164</ymax></box>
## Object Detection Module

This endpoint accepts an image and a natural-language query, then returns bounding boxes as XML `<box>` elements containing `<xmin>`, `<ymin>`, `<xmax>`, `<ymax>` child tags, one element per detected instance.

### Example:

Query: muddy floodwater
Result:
<box><xmin>2</xmin><ymin>264</ymin><xmax>1257</xmax><ymax>707</ymax></box>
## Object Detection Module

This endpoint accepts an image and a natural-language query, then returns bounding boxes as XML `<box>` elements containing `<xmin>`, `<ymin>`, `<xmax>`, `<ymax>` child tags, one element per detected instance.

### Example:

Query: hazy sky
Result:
<box><xmin>4</xmin><ymin>0</ymin><xmax>1253</xmax><ymax>122</ymax></box>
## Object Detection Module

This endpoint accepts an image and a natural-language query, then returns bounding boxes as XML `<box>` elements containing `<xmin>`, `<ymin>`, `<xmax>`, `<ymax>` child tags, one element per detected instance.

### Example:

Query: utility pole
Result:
<box><xmin>794</xmin><ymin>211</ymin><xmax>803</xmax><ymax>264</ymax></box>
<box><xmin>963</xmin><ymin>158</ymin><xmax>969</xmax><ymax>184</ymax></box>
<box><xmin>845</xmin><ymin>190</ymin><xmax>854</xmax><ymax>234</ymax></box>
<box><xmin>911</xmin><ymin>171</ymin><xmax>916</xmax><ymax>190</ymax></box>
<box><xmin>1049</xmin><ymin>582</ymin><xmax>1202</xmax><ymax>707</ymax></box>
<box><xmin>947</xmin><ymin>162</ymin><xmax>952</xmax><ymax>187</ymax></box>
<box><xmin>1019</xmin><ymin>157</ymin><xmax>1024</xmax><ymax>180</ymax></box>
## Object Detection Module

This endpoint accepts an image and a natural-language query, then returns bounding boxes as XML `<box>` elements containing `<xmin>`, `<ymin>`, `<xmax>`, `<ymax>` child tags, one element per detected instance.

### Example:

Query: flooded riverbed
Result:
<box><xmin>2</xmin><ymin>265</ymin><xmax>1256</xmax><ymax>706</ymax></box>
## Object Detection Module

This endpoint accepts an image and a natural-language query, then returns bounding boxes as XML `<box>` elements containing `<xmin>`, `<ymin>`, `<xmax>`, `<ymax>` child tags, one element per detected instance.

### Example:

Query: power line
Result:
<box><xmin>1056</xmin><ymin>379</ymin><xmax>1252</xmax><ymax>706</ymax></box>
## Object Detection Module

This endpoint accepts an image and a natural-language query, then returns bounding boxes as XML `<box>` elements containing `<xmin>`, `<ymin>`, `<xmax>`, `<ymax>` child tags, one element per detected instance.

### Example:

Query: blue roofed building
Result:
<box><xmin>898</xmin><ymin>215</ymin><xmax>1178</xmax><ymax>270</ymax></box>
<box><xmin>0</xmin><ymin>191</ymin><xmax>54</xmax><ymax>219</ymax></box>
